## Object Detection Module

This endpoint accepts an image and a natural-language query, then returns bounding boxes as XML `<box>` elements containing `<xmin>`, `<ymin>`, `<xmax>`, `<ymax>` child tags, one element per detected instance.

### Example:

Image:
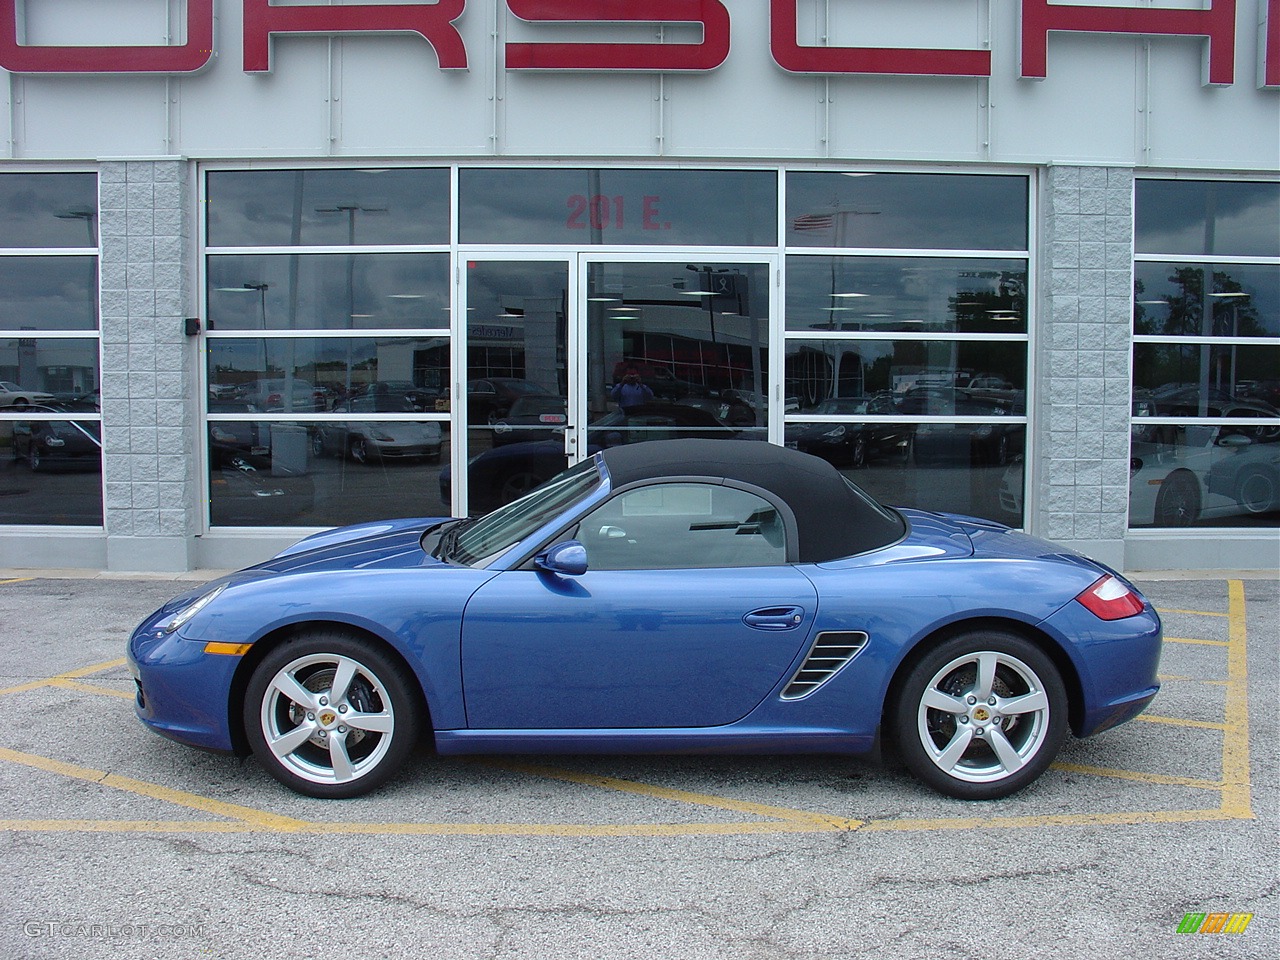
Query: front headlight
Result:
<box><xmin>822</xmin><ymin>425</ymin><xmax>847</xmax><ymax>439</ymax></box>
<box><xmin>160</xmin><ymin>583</ymin><xmax>227</xmax><ymax>633</ymax></box>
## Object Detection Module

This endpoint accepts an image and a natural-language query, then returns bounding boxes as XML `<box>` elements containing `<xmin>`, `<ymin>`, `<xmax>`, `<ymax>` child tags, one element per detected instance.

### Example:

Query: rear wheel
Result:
<box><xmin>243</xmin><ymin>632</ymin><xmax>422</xmax><ymax>798</ymax></box>
<box><xmin>1153</xmin><ymin>470</ymin><xmax>1200</xmax><ymax>526</ymax></box>
<box><xmin>894</xmin><ymin>631</ymin><xmax>1067</xmax><ymax>800</ymax></box>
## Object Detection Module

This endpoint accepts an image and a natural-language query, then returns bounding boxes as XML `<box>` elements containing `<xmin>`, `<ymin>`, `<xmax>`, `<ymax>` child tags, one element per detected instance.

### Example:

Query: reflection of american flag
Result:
<box><xmin>791</xmin><ymin>213</ymin><xmax>834</xmax><ymax>231</ymax></box>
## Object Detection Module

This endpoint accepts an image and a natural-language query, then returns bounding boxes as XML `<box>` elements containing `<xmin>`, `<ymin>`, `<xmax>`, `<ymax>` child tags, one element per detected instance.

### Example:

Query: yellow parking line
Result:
<box><xmin>862</xmin><ymin>808</ymin><xmax>1244</xmax><ymax>832</ymax></box>
<box><xmin>50</xmin><ymin>678</ymin><xmax>135</xmax><ymax>701</ymax></box>
<box><xmin>0</xmin><ymin>746</ymin><xmax>308</xmax><ymax>832</ymax></box>
<box><xmin>0</xmin><ymin>657</ymin><xmax>127</xmax><ymax>698</ymax></box>
<box><xmin>1220</xmin><ymin>580</ymin><xmax>1252</xmax><ymax>818</ymax></box>
<box><xmin>481</xmin><ymin>760</ymin><xmax>856</xmax><ymax>829</ymax></box>
<box><xmin>1137</xmin><ymin>714</ymin><xmax>1229</xmax><ymax>731</ymax></box>
<box><xmin>1162</xmin><ymin>608</ymin><xmax>1228</xmax><ymax>618</ymax></box>
<box><xmin>1164</xmin><ymin>637</ymin><xmax>1228</xmax><ymax>647</ymax></box>
<box><xmin>1051</xmin><ymin>762</ymin><xmax>1223</xmax><ymax>791</ymax></box>
<box><xmin>0</xmin><ymin>577</ymin><xmax>33</xmax><ymax>585</ymax></box>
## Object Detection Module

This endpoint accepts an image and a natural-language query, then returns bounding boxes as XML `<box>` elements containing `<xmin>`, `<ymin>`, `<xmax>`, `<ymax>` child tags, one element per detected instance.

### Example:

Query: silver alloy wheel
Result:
<box><xmin>915</xmin><ymin>649</ymin><xmax>1052</xmax><ymax>785</ymax></box>
<box><xmin>258</xmin><ymin>652</ymin><xmax>396</xmax><ymax>787</ymax></box>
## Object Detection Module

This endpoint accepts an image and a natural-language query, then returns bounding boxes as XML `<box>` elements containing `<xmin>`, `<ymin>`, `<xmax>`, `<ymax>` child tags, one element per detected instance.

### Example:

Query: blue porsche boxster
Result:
<box><xmin>128</xmin><ymin>440</ymin><xmax>1161</xmax><ymax>801</ymax></box>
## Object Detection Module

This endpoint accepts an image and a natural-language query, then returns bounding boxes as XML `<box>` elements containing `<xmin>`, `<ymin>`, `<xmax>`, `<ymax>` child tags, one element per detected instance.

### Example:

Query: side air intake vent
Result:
<box><xmin>780</xmin><ymin>631</ymin><xmax>869</xmax><ymax>700</ymax></box>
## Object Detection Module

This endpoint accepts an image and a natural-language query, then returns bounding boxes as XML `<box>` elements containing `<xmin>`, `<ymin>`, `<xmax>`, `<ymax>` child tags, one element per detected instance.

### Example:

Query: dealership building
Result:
<box><xmin>0</xmin><ymin>0</ymin><xmax>1276</xmax><ymax>574</ymax></box>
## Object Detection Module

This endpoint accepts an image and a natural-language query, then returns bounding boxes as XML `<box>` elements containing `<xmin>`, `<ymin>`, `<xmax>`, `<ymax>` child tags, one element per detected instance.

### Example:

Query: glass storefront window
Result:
<box><xmin>207</xmin><ymin>419</ymin><xmax>448</xmax><ymax>527</ymax></box>
<box><xmin>0</xmin><ymin>257</ymin><xmax>98</xmax><ymax>331</ymax></box>
<box><xmin>207</xmin><ymin>337</ymin><xmax>450</xmax><ymax>414</ymax></box>
<box><xmin>786</xmin><ymin>256</ymin><xmax>1028</xmax><ymax>334</ymax></box>
<box><xmin>0</xmin><ymin>173</ymin><xmax>98</xmax><ymax>248</ymax></box>
<box><xmin>786</xmin><ymin>173</ymin><xmax>1028</xmax><ymax>250</ymax></box>
<box><xmin>207</xmin><ymin>253</ymin><xmax>450</xmax><ymax>331</ymax></box>
<box><xmin>206</xmin><ymin>168</ymin><xmax>450</xmax><ymax>247</ymax></box>
<box><xmin>1132</xmin><ymin>178</ymin><xmax>1280</xmax><ymax>529</ymax></box>
<box><xmin>459</xmin><ymin>169</ymin><xmax>778</xmax><ymax>246</ymax></box>
<box><xmin>1135</xmin><ymin>180</ymin><xmax>1280</xmax><ymax>258</ymax></box>
<box><xmin>1134</xmin><ymin>262</ymin><xmax>1279</xmax><ymax>339</ymax></box>
<box><xmin>1</xmin><ymin>173</ymin><xmax>100</xmax><ymax>527</ymax></box>
<box><xmin>785</xmin><ymin>339</ymin><xmax>1026</xmax><ymax>410</ymax></box>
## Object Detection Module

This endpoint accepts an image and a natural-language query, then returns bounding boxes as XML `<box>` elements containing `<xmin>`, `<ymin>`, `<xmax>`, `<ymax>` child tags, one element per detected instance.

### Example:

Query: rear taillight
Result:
<box><xmin>1076</xmin><ymin>575</ymin><xmax>1145</xmax><ymax>621</ymax></box>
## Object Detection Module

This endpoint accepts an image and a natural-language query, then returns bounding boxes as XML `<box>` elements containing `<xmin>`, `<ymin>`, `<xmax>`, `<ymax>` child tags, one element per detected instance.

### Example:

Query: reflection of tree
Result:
<box><xmin>1134</xmin><ymin>267</ymin><xmax>1266</xmax><ymax>337</ymax></box>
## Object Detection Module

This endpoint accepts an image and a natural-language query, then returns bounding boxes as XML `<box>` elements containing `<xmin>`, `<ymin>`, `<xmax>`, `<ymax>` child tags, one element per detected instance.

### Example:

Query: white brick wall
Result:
<box><xmin>1035</xmin><ymin>166</ymin><xmax>1134</xmax><ymax>569</ymax></box>
<box><xmin>100</xmin><ymin>160</ymin><xmax>200</xmax><ymax>571</ymax></box>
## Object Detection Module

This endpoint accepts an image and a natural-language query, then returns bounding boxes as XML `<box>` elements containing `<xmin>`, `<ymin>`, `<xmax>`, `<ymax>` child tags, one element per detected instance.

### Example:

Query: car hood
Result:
<box><xmin>253</xmin><ymin>517</ymin><xmax>452</xmax><ymax>575</ymax></box>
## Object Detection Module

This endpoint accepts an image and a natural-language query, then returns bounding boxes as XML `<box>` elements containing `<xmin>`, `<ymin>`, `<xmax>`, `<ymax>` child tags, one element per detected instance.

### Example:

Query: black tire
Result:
<box><xmin>311</xmin><ymin>431</ymin><xmax>325</xmax><ymax>458</ymax></box>
<box><xmin>1153</xmin><ymin>470</ymin><xmax>1200</xmax><ymax>526</ymax></box>
<box><xmin>27</xmin><ymin>444</ymin><xmax>42</xmax><ymax>472</ymax></box>
<box><xmin>243</xmin><ymin>631</ymin><xmax>422</xmax><ymax>799</ymax></box>
<box><xmin>349</xmin><ymin>437</ymin><xmax>369</xmax><ymax>464</ymax></box>
<box><xmin>893</xmin><ymin>631</ymin><xmax>1068</xmax><ymax>800</ymax></box>
<box><xmin>849</xmin><ymin>436</ymin><xmax>867</xmax><ymax>469</ymax></box>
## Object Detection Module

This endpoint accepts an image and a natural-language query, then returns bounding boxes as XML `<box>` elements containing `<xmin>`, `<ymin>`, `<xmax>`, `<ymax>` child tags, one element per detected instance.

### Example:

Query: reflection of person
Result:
<box><xmin>610</xmin><ymin>367</ymin><xmax>654</xmax><ymax>411</ymax></box>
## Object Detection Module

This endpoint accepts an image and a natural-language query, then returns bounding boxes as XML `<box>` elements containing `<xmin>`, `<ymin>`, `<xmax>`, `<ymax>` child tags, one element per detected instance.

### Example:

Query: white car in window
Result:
<box><xmin>0</xmin><ymin>381</ymin><xmax>55</xmax><ymax>408</ymax></box>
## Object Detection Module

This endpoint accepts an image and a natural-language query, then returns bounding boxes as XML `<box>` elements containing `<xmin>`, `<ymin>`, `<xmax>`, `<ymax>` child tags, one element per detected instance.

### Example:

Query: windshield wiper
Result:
<box><xmin>434</xmin><ymin>517</ymin><xmax>478</xmax><ymax>562</ymax></box>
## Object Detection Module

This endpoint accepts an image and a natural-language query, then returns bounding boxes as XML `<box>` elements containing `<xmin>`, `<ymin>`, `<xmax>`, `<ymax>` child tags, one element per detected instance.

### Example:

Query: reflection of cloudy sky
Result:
<box><xmin>1136</xmin><ymin>181</ymin><xmax>1279</xmax><ymax>257</ymax></box>
<box><xmin>0</xmin><ymin>337</ymin><xmax>98</xmax><ymax>369</ymax></box>
<box><xmin>0</xmin><ymin>257</ymin><xmax>97</xmax><ymax>331</ymax></box>
<box><xmin>207</xmin><ymin>169</ymin><xmax>449</xmax><ymax>246</ymax></box>
<box><xmin>1134</xmin><ymin>263</ymin><xmax>1279</xmax><ymax>338</ymax></box>
<box><xmin>459</xmin><ymin>169</ymin><xmax>776</xmax><ymax>245</ymax></box>
<box><xmin>1</xmin><ymin>173</ymin><xmax>97</xmax><ymax>247</ymax></box>
<box><xmin>786</xmin><ymin>173</ymin><xmax>1027</xmax><ymax>250</ymax></box>
<box><xmin>786</xmin><ymin>257</ymin><xmax>1026</xmax><ymax>332</ymax></box>
<box><xmin>207</xmin><ymin>254</ymin><xmax>449</xmax><ymax>330</ymax></box>
<box><xmin>208</xmin><ymin>337</ymin><xmax>447</xmax><ymax>380</ymax></box>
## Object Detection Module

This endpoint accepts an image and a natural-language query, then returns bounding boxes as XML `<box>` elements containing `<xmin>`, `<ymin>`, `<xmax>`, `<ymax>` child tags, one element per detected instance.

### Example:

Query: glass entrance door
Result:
<box><xmin>457</xmin><ymin>257</ymin><xmax>772</xmax><ymax>516</ymax></box>
<box><xmin>582</xmin><ymin>259</ymin><xmax>771</xmax><ymax>453</ymax></box>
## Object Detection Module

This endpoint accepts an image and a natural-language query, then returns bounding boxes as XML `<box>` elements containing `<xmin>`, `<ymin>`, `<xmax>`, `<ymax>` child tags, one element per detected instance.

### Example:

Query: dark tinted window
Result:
<box><xmin>207</xmin><ymin>253</ymin><xmax>449</xmax><ymax>330</ymax></box>
<box><xmin>786</xmin><ymin>173</ymin><xmax>1028</xmax><ymax>250</ymax></box>
<box><xmin>0</xmin><ymin>173</ymin><xmax>97</xmax><ymax>248</ymax></box>
<box><xmin>207</xmin><ymin>168</ymin><xmax>450</xmax><ymax>247</ymax></box>
<box><xmin>1134</xmin><ymin>263</ymin><xmax>1279</xmax><ymax>338</ymax></box>
<box><xmin>0</xmin><ymin>257</ymin><xmax>98</xmax><ymax>331</ymax></box>
<box><xmin>786</xmin><ymin>256</ymin><xmax>1027</xmax><ymax>333</ymax></box>
<box><xmin>1136</xmin><ymin>180</ymin><xmax>1280</xmax><ymax>258</ymax></box>
<box><xmin>460</xmin><ymin>168</ymin><xmax>778</xmax><ymax>246</ymax></box>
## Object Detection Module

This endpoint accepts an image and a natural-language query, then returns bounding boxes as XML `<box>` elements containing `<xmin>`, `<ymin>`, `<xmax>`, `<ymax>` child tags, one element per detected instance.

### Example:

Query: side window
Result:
<box><xmin>577</xmin><ymin>483</ymin><xmax>786</xmax><ymax>571</ymax></box>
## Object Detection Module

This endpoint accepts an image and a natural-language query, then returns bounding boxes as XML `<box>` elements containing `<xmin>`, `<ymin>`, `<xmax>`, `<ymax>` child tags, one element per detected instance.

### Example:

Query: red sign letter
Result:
<box><xmin>243</xmin><ymin>0</ymin><xmax>468</xmax><ymax>73</ymax></box>
<box><xmin>0</xmin><ymin>0</ymin><xmax>213</xmax><ymax>74</ymax></box>
<box><xmin>1021</xmin><ymin>0</ymin><xmax>1236</xmax><ymax>86</ymax></box>
<box><xmin>506</xmin><ymin>0</ymin><xmax>730</xmax><ymax>72</ymax></box>
<box><xmin>769</xmin><ymin>0</ymin><xmax>990</xmax><ymax>77</ymax></box>
<box><xmin>1264</xmin><ymin>0</ymin><xmax>1280</xmax><ymax>88</ymax></box>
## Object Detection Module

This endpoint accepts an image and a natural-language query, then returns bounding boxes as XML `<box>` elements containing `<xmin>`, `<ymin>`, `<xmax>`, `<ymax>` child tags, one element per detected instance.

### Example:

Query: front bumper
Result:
<box><xmin>127</xmin><ymin>610</ymin><xmax>241</xmax><ymax>753</ymax></box>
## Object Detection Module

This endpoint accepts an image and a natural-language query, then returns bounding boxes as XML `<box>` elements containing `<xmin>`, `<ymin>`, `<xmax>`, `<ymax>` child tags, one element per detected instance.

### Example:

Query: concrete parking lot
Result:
<box><xmin>0</xmin><ymin>572</ymin><xmax>1274</xmax><ymax>960</ymax></box>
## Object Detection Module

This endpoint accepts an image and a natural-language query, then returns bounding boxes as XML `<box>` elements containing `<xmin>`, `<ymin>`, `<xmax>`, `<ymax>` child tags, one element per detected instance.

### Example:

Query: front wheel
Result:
<box><xmin>893</xmin><ymin>632</ymin><xmax>1067</xmax><ymax>800</ymax></box>
<box><xmin>243</xmin><ymin>632</ymin><xmax>422</xmax><ymax>798</ymax></box>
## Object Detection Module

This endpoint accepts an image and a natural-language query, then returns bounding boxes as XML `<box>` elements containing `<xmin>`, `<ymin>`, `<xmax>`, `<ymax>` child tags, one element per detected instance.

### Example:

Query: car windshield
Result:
<box><xmin>448</xmin><ymin>458</ymin><xmax>602</xmax><ymax>566</ymax></box>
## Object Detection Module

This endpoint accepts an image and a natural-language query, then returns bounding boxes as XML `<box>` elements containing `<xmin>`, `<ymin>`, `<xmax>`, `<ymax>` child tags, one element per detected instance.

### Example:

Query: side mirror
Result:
<box><xmin>1216</xmin><ymin>433</ymin><xmax>1253</xmax><ymax>448</ymax></box>
<box><xmin>534</xmin><ymin>541</ymin><xmax>588</xmax><ymax>577</ymax></box>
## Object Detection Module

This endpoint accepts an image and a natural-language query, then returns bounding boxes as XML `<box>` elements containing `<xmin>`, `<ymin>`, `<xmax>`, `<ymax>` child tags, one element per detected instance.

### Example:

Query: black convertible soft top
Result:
<box><xmin>598</xmin><ymin>439</ymin><xmax>906</xmax><ymax>562</ymax></box>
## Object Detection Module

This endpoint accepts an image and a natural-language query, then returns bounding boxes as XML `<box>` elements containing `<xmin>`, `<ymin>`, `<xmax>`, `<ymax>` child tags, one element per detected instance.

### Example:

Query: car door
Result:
<box><xmin>460</xmin><ymin>481</ymin><xmax>818</xmax><ymax>730</ymax></box>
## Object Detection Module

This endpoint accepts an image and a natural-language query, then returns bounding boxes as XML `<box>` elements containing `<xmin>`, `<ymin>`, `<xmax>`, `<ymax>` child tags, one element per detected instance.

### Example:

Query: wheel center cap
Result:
<box><xmin>317</xmin><ymin>708</ymin><xmax>339</xmax><ymax>728</ymax></box>
<box><xmin>972</xmin><ymin>706</ymin><xmax>991</xmax><ymax>723</ymax></box>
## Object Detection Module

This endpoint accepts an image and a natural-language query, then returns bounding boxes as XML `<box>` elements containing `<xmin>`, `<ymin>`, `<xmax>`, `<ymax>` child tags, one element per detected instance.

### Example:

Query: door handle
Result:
<box><xmin>564</xmin><ymin>425</ymin><xmax>577</xmax><ymax>458</ymax></box>
<box><xmin>742</xmin><ymin>606</ymin><xmax>805</xmax><ymax>631</ymax></box>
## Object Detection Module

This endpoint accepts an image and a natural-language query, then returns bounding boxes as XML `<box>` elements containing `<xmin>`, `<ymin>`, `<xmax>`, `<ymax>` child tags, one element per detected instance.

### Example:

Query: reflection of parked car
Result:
<box><xmin>235</xmin><ymin>378</ymin><xmax>323</xmax><ymax>413</ymax></box>
<box><xmin>900</xmin><ymin>390</ymin><xmax>1024</xmax><ymax>466</ymax></box>
<box><xmin>348</xmin><ymin>381</ymin><xmax>440</xmax><ymax>413</ymax></box>
<box><xmin>11</xmin><ymin>403</ymin><xmax>101</xmax><ymax>471</ymax></box>
<box><xmin>591</xmin><ymin>402</ymin><xmax>735</xmax><ymax>445</ymax></box>
<box><xmin>0</xmin><ymin>381</ymin><xmax>55</xmax><ymax>408</ymax></box>
<box><xmin>1129</xmin><ymin>412</ymin><xmax>1280</xmax><ymax>526</ymax></box>
<box><xmin>467</xmin><ymin>378</ymin><xmax>552</xmax><ymax>424</ymax></box>
<box><xmin>312</xmin><ymin>397</ymin><xmax>443</xmax><ymax>463</ymax></box>
<box><xmin>786</xmin><ymin>396</ymin><xmax>912</xmax><ymax>467</ymax></box>
<box><xmin>491</xmin><ymin>396</ymin><xmax>568</xmax><ymax>446</ymax></box>
<box><xmin>208</xmin><ymin>399</ymin><xmax>264</xmax><ymax>468</ymax></box>
<box><xmin>610</xmin><ymin>362</ymin><xmax>706</xmax><ymax>400</ymax></box>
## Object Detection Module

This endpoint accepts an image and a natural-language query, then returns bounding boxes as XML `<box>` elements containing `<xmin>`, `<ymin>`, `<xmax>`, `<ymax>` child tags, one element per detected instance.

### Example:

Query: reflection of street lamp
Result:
<box><xmin>57</xmin><ymin>209</ymin><xmax>98</xmax><ymax>330</ymax></box>
<box><xmin>315</xmin><ymin>204</ymin><xmax>387</xmax><ymax>327</ymax></box>
<box><xmin>216</xmin><ymin>282</ymin><xmax>269</xmax><ymax>327</ymax></box>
